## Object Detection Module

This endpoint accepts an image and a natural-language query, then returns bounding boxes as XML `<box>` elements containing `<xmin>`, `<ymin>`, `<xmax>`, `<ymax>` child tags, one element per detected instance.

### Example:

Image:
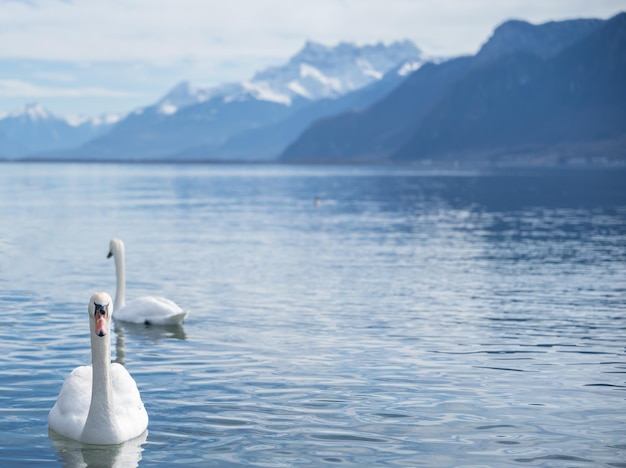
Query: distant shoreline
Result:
<box><xmin>1</xmin><ymin>156</ymin><xmax>625</xmax><ymax>170</ymax></box>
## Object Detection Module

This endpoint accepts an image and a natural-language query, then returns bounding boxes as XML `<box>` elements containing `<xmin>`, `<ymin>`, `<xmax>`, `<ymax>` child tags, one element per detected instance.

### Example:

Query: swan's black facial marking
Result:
<box><xmin>94</xmin><ymin>302</ymin><xmax>110</xmax><ymax>319</ymax></box>
<box><xmin>93</xmin><ymin>302</ymin><xmax>109</xmax><ymax>337</ymax></box>
<box><xmin>107</xmin><ymin>251</ymin><xmax>113</xmax><ymax>259</ymax></box>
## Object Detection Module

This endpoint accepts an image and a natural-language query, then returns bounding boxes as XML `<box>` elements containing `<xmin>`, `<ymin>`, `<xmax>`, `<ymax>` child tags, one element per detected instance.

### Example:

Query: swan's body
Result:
<box><xmin>115</xmin><ymin>296</ymin><xmax>187</xmax><ymax>325</ymax></box>
<box><xmin>49</xmin><ymin>292</ymin><xmax>148</xmax><ymax>445</ymax></box>
<box><xmin>108</xmin><ymin>238</ymin><xmax>187</xmax><ymax>325</ymax></box>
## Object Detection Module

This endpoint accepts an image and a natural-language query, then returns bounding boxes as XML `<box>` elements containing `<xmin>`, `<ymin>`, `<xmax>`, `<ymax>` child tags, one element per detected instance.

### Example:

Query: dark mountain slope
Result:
<box><xmin>280</xmin><ymin>57</ymin><xmax>474</xmax><ymax>161</ymax></box>
<box><xmin>393</xmin><ymin>12</ymin><xmax>626</xmax><ymax>161</ymax></box>
<box><xmin>280</xmin><ymin>16</ymin><xmax>606</xmax><ymax>162</ymax></box>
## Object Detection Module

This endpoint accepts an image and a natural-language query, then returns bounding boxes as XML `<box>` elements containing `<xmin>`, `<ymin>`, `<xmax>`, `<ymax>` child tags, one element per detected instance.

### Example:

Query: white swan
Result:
<box><xmin>107</xmin><ymin>238</ymin><xmax>188</xmax><ymax>325</ymax></box>
<box><xmin>48</xmin><ymin>292</ymin><xmax>149</xmax><ymax>445</ymax></box>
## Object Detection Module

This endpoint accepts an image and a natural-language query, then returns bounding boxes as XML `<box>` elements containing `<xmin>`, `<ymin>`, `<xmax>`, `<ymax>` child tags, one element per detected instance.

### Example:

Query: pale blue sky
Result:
<box><xmin>1</xmin><ymin>0</ymin><xmax>624</xmax><ymax>118</ymax></box>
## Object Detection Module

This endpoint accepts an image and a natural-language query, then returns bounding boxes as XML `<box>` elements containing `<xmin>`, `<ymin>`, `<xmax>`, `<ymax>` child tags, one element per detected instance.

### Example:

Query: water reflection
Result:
<box><xmin>114</xmin><ymin>322</ymin><xmax>186</xmax><ymax>364</ymax></box>
<box><xmin>49</xmin><ymin>430</ymin><xmax>147</xmax><ymax>468</ymax></box>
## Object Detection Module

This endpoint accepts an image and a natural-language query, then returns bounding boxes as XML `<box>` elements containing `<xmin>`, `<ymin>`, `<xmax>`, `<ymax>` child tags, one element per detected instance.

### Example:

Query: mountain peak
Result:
<box><xmin>477</xmin><ymin>16</ymin><xmax>604</xmax><ymax>60</ymax></box>
<box><xmin>156</xmin><ymin>81</ymin><xmax>212</xmax><ymax>115</ymax></box>
<box><xmin>293</xmin><ymin>40</ymin><xmax>356</xmax><ymax>63</ymax></box>
<box><xmin>299</xmin><ymin>40</ymin><xmax>330</xmax><ymax>54</ymax></box>
<box><xmin>249</xmin><ymin>39</ymin><xmax>423</xmax><ymax>101</ymax></box>
<box><xmin>9</xmin><ymin>103</ymin><xmax>54</xmax><ymax>121</ymax></box>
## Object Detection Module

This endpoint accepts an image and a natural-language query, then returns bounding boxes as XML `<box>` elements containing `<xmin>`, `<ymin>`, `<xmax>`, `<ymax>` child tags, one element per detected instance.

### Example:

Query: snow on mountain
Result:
<box><xmin>8</xmin><ymin>103</ymin><xmax>53</xmax><ymax>122</ymax></box>
<box><xmin>0</xmin><ymin>103</ymin><xmax>119</xmax><ymax>157</ymax></box>
<box><xmin>155</xmin><ymin>81</ymin><xmax>216</xmax><ymax>115</ymax></box>
<box><xmin>357</xmin><ymin>58</ymin><xmax>383</xmax><ymax>79</ymax></box>
<box><xmin>247</xmin><ymin>40</ymin><xmax>424</xmax><ymax>103</ymax></box>
<box><xmin>90</xmin><ymin>113</ymin><xmax>124</xmax><ymax>126</ymax></box>
<box><xmin>397</xmin><ymin>61</ymin><xmax>423</xmax><ymax>76</ymax></box>
<box><xmin>3</xmin><ymin>103</ymin><xmax>122</xmax><ymax>129</ymax></box>
<box><xmin>154</xmin><ymin>80</ymin><xmax>261</xmax><ymax>115</ymax></box>
<box><xmin>223</xmin><ymin>81</ymin><xmax>292</xmax><ymax>105</ymax></box>
<box><xmin>65</xmin><ymin>112</ymin><xmax>124</xmax><ymax>127</ymax></box>
<box><xmin>152</xmin><ymin>39</ymin><xmax>424</xmax><ymax>116</ymax></box>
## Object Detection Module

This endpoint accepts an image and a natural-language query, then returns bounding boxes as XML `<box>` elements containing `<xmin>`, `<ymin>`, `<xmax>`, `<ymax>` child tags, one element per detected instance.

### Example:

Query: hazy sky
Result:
<box><xmin>1</xmin><ymin>0</ymin><xmax>624</xmax><ymax>118</ymax></box>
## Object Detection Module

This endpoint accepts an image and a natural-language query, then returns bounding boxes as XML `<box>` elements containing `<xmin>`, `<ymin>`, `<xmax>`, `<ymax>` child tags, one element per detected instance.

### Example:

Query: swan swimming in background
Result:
<box><xmin>48</xmin><ymin>292</ymin><xmax>148</xmax><ymax>445</ymax></box>
<box><xmin>107</xmin><ymin>238</ymin><xmax>188</xmax><ymax>325</ymax></box>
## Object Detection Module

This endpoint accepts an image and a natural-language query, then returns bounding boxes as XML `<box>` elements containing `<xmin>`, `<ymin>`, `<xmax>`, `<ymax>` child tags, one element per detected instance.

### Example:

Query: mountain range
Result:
<box><xmin>2</xmin><ymin>12</ymin><xmax>625</xmax><ymax>165</ymax></box>
<box><xmin>0</xmin><ymin>104</ymin><xmax>119</xmax><ymax>158</ymax></box>
<box><xmin>15</xmin><ymin>40</ymin><xmax>422</xmax><ymax>162</ymax></box>
<box><xmin>282</xmin><ymin>14</ymin><xmax>626</xmax><ymax>164</ymax></box>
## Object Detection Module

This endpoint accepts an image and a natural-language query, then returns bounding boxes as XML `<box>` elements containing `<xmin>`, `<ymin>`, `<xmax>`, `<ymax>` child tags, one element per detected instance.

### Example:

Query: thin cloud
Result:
<box><xmin>1</xmin><ymin>0</ymin><xmax>623</xmax><ymax>62</ymax></box>
<box><xmin>0</xmin><ymin>79</ymin><xmax>143</xmax><ymax>98</ymax></box>
<box><xmin>33</xmin><ymin>72</ymin><xmax>76</xmax><ymax>83</ymax></box>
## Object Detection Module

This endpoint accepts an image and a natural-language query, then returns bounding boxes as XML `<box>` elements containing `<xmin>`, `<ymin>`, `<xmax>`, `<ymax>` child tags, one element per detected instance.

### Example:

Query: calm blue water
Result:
<box><xmin>1</xmin><ymin>163</ymin><xmax>625</xmax><ymax>467</ymax></box>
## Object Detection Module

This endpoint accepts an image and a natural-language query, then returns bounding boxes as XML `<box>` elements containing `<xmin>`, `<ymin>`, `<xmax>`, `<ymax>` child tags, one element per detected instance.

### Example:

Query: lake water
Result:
<box><xmin>0</xmin><ymin>163</ymin><xmax>625</xmax><ymax>467</ymax></box>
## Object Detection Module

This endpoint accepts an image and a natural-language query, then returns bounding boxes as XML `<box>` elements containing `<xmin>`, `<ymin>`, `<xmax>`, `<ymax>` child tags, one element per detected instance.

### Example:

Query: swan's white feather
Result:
<box><xmin>49</xmin><ymin>364</ymin><xmax>148</xmax><ymax>443</ymax></box>
<box><xmin>48</xmin><ymin>366</ymin><xmax>91</xmax><ymax>441</ymax></box>
<box><xmin>115</xmin><ymin>296</ymin><xmax>188</xmax><ymax>325</ymax></box>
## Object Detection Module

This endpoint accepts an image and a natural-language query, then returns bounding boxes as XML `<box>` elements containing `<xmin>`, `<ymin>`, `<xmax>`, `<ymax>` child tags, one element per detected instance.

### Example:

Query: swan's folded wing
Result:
<box><xmin>48</xmin><ymin>365</ymin><xmax>92</xmax><ymax>440</ymax></box>
<box><xmin>115</xmin><ymin>296</ymin><xmax>188</xmax><ymax>325</ymax></box>
<box><xmin>111</xmin><ymin>363</ymin><xmax>149</xmax><ymax>438</ymax></box>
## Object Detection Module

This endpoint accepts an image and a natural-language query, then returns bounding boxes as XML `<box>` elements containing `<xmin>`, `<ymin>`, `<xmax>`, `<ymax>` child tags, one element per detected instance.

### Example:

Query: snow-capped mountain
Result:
<box><xmin>0</xmin><ymin>103</ymin><xmax>118</xmax><ymax>158</ymax></box>
<box><xmin>154</xmin><ymin>40</ymin><xmax>424</xmax><ymax>116</ymax></box>
<box><xmin>54</xmin><ymin>39</ymin><xmax>424</xmax><ymax>161</ymax></box>
<box><xmin>154</xmin><ymin>81</ymin><xmax>226</xmax><ymax>115</ymax></box>
<box><xmin>250</xmin><ymin>40</ymin><xmax>423</xmax><ymax>101</ymax></box>
<box><xmin>9</xmin><ymin>103</ymin><xmax>53</xmax><ymax>122</ymax></box>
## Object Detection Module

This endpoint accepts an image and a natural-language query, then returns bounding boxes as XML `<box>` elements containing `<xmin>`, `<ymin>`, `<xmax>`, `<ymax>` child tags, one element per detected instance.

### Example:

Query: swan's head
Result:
<box><xmin>88</xmin><ymin>292</ymin><xmax>113</xmax><ymax>337</ymax></box>
<box><xmin>107</xmin><ymin>238</ymin><xmax>124</xmax><ymax>259</ymax></box>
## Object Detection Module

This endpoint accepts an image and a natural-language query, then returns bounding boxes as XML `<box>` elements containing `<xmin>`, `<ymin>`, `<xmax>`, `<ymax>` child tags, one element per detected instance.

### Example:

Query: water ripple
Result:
<box><xmin>1</xmin><ymin>164</ymin><xmax>625</xmax><ymax>466</ymax></box>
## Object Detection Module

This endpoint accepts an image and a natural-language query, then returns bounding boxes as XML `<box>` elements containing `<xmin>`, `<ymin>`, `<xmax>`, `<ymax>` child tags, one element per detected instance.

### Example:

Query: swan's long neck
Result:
<box><xmin>81</xmin><ymin>325</ymin><xmax>119</xmax><ymax>444</ymax></box>
<box><xmin>113</xmin><ymin>247</ymin><xmax>126</xmax><ymax>311</ymax></box>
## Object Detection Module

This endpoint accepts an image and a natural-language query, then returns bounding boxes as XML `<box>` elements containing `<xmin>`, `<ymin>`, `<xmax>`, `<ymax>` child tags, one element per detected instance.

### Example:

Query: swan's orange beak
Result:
<box><xmin>95</xmin><ymin>317</ymin><xmax>108</xmax><ymax>337</ymax></box>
